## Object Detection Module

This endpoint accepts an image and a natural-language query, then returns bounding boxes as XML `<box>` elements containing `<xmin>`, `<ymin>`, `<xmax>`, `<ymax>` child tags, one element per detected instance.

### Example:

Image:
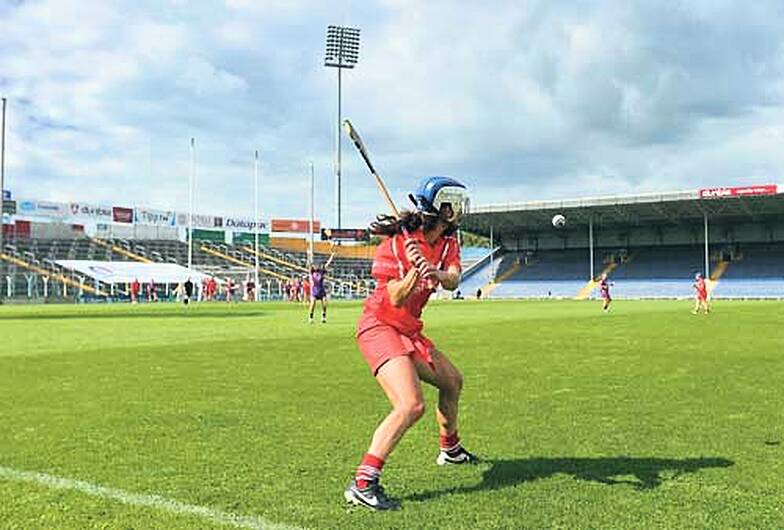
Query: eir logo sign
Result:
<box><xmin>699</xmin><ymin>185</ymin><xmax>778</xmax><ymax>199</ymax></box>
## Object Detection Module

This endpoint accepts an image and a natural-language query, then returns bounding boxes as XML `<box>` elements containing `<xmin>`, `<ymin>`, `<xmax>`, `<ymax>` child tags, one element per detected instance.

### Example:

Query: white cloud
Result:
<box><xmin>176</xmin><ymin>57</ymin><xmax>249</xmax><ymax>97</ymax></box>
<box><xmin>1</xmin><ymin>0</ymin><xmax>784</xmax><ymax>228</ymax></box>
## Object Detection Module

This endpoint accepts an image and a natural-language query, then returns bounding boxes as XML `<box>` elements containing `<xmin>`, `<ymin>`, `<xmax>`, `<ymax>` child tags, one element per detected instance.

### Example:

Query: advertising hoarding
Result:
<box><xmin>699</xmin><ymin>185</ymin><xmax>778</xmax><ymax>199</ymax></box>
<box><xmin>271</xmin><ymin>218</ymin><xmax>320</xmax><ymax>233</ymax></box>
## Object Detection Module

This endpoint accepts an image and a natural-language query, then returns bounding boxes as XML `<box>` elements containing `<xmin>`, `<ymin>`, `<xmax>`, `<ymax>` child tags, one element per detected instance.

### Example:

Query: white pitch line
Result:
<box><xmin>0</xmin><ymin>465</ymin><xmax>301</xmax><ymax>530</ymax></box>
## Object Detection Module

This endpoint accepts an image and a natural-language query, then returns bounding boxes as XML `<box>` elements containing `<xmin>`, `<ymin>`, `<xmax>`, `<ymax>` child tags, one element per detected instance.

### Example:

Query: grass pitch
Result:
<box><xmin>0</xmin><ymin>299</ymin><xmax>782</xmax><ymax>529</ymax></box>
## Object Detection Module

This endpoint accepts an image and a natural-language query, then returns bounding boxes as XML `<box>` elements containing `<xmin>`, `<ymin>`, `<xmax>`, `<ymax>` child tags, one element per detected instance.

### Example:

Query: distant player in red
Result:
<box><xmin>130</xmin><ymin>278</ymin><xmax>140</xmax><ymax>304</ymax></box>
<box><xmin>206</xmin><ymin>277</ymin><xmax>216</xmax><ymax>301</ymax></box>
<box><xmin>598</xmin><ymin>272</ymin><xmax>613</xmax><ymax>312</ymax></box>
<box><xmin>302</xmin><ymin>276</ymin><xmax>311</xmax><ymax>302</ymax></box>
<box><xmin>693</xmin><ymin>272</ymin><xmax>710</xmax><ymax>314</ymax></box>
<box><xmin>202</xmin><ymin>277</ymin><xmax>210</xmax><ymax>301</ymax></box>
<box><xmin>345</xmin><ymin>176</ymin><xmax>476</xmax><ymax>511</ymax></box>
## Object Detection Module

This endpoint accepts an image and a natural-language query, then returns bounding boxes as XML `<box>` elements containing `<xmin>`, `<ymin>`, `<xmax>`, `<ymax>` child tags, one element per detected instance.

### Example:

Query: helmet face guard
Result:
<box><xmin>430</xmin><ymin>186</ymin><xmax>470</xmax><ymax>223</ymax></box>
<box><xmin>411</xmin><ymin>176</ymin><xmax>469</xmax><ymax>225</ymax></box>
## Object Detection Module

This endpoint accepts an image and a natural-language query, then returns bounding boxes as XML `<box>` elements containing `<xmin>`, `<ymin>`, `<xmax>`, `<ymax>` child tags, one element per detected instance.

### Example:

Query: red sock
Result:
<box><xmin>440</xmin><ymin>432</ymin><xmax>461</xmax><ymax>453</ymax></box>
<box><xmin>355</xmin><ymin>453</ymin><xmax>385</xmax><ymax>489</ymax></box>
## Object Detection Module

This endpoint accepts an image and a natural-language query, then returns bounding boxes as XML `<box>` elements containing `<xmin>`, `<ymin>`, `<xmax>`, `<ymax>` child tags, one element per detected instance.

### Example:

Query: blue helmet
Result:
<box><xmin>410</xmin><ymin>176</ymin><xmax>469</xmax><ymax>222</ymax></box>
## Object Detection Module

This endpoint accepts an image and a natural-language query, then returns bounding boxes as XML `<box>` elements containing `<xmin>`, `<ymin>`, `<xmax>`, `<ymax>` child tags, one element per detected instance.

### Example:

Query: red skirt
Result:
<box><xmin>357</xmin><ymin>315</ymin><xmax>435</xmax><ymax>375</ymax></box>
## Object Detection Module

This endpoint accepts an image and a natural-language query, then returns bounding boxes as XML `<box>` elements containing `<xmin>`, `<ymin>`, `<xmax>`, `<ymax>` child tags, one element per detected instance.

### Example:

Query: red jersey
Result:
<box><xmin>695</xmin><ymin>277</ymin><xmax>708</xmax><ymax>297</ymax></box>
<box><xmin>358</xmin><ymin>229</ymin><xmax>460</xmax><ymax>337</ymax></box>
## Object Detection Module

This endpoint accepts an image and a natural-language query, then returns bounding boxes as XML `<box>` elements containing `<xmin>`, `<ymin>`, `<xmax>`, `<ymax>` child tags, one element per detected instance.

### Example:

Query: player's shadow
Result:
<box><xmin>406</xmin><ymin>456</ymin><xmax>733</xmax><ymax>502</ymax></box>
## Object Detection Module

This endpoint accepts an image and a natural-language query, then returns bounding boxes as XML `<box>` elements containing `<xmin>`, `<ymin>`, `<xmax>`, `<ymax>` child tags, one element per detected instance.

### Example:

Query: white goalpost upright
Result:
<box><xmin>188</xmin><ymin>137</ymin><xmax>195</xmax><ymax>272</ymax></box>
<box><xmin>254</xmin><ymin>149</ymin><xmax>260</xmax><ymax>300</ymax></box>
<box><xmin>309</xmin><ymin>161</ymin><xmax>315</xmax><ymax>267</ymax></box>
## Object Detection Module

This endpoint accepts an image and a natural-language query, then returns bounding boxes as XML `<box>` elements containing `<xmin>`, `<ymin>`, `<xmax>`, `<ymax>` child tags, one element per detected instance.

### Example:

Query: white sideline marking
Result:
<box><xmin>0</xmin><ymin>465</ymin><xmax>300</xmax><ymax>530</ymax></box>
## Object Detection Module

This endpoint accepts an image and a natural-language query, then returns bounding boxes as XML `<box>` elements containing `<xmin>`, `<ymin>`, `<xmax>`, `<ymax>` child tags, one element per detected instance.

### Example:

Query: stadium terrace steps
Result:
<box><xmin>720</xmin><ymin>245</ymin><xmax>784</xmax><ymax>278</ymax></box>
<box><xmin>479</xmin><ymin>259</ymin><xmax>522</xmax><ymax>297</ymax></box>
<box><xmin>242</xmin><ymin>245</ymin><xmax>310</xmax><ymax>273</ymax></box>
<box><xmin>0</xmin><ymin>251</ymin><xmax>108</xmax><ymax>296</ymax></box>
<box><xmin>241</xmin><ymin>245</ymin><xmax>364</xmax><ymax>291</ymax></box>
<box><xmin>706</xmin><ymin>260</ymin><xmax>730</xmax><ymax>295</ymax></box>
<box><xmin>92</xmin><ymin>238</ymin><xmax>152</xmax><ymax>263</ymax></box>
<box><xmin>198</xmin><ymin>245</ymin><xmax>290</xmax><ymax>281</ymax></box>
<box><xmin>574</xmin><ymin>261</ymin><xmax>620</xmax><ymax>300</ymax></box>
<box><xmin>482</xmin><ymin>243</ymin><xmax>784</xmax><ymax>298</ymax></box>
<box><xmin>111</xmin><ymin>238</ymin><xmax>371</xmax><ymax>284</ymax></box>
<box><xmin>0</xmin><ymin>236</ymin><xmax>376</xmax><ymax>301</ymax></box>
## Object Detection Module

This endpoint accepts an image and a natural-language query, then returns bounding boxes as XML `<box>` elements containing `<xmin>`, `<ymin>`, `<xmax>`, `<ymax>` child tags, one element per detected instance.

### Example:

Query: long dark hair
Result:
<box><xmin>369</xmin><ymin>209</ymin><xmax>457</xmax><ymax>237</ymax></box>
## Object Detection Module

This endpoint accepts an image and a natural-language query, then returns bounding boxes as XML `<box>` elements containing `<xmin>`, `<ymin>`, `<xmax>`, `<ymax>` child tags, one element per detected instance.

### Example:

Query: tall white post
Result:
<box><xmin>254</xmin><ymin>150</ymin><xmax>260</xmax><ymax>300</ymax></box>
<box><xmin>704</xmin><ymin>212</ymin><xmax>710</xmax><ymax>279</ymax></box>
<box><xmin>188</xmin><ymin>137</ymin><xmax>195</xmax><ymax>271</ymax></box>
<box><xmin>589</xmin><ymin>216</ymin><xmax>595</xmax><ymax>280</ymax></box>
<box><xmin>489</xmin><ymin>225</ymin><xmax>494</xmax><ymax>284</ymax></box>
<box><xmin>309</xmin><ymin>162</ymin><xmax>315</xmax><ymax>266</ymax></box>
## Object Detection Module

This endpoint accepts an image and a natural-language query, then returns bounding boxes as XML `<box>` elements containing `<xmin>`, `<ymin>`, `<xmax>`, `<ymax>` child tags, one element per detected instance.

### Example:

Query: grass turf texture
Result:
<box><xmin>0</xmin><ymin>299</ymin><xmax>782</xmax><ymax>529</ymax></box>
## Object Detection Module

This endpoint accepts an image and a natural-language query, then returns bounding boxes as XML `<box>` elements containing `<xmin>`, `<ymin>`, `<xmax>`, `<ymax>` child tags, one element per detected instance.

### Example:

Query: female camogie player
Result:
<box><xmin>598</xmin><ymin>272</ymin><xmax>613</xmax><ymax>312</ymax></box>
<box><xmin>308</xmin><ymin>249</ymin><xmax>335</xmax><ymax>324</ymax></box>
<box><xmin>692</xmin><ymin>272</ymin><xmax>710</xmax><ymax>314</ymax></box>
<box><xmin>344</xmin><ymin>176</ymin><xmax>477</xmax><ymax>511</ymax></box>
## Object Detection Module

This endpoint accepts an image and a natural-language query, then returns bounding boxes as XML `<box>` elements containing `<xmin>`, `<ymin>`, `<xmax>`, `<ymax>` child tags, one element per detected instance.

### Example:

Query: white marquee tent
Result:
<box><xmin>56</xmin><ymin>260</ymin><xmax>211</xmax><ymax>284</ymax></box>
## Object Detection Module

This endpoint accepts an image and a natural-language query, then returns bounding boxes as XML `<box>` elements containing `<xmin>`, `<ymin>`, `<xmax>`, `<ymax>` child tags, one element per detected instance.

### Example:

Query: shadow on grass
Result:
<box><xmin>406</xmin><ymin>456</ymin><xmax>734</xmax><ymax>502</ymax></box>
<box><xmin>0</xmin><ymin>309</ymin><xmax>267</xmax><ymax>321</ymax></box>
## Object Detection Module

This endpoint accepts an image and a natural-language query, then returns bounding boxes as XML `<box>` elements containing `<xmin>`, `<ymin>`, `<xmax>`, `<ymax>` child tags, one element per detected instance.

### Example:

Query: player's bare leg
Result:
<box><xmin>307</xmin><ymin>298</ymin><xmax>317</xmax><ymax>323</ymax></box>
<box><xmin>320</xmin><ymin>298</ymin><xmax>328</xmax><ymax>323</ymax></box>
<box><xmin>345</xmin><ymin>356</ymin><xmax>424</xmax><ymax>510</ymax></box>
<box><xmin>415</xmin><ymin>350</ymin><xmax>478</xmax><ymax>465</ymax></box>
<box><xmin>368</xmin><ymin>356</ymin><xmax>426</xmax><ymax>457</ymax></box>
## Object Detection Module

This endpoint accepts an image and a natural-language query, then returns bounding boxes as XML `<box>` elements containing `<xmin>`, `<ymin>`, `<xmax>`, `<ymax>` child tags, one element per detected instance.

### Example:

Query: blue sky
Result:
<box><xmin>2</xmin><ymin>0</ymin><xmax>784</xmax><ymax>228</ymax></box>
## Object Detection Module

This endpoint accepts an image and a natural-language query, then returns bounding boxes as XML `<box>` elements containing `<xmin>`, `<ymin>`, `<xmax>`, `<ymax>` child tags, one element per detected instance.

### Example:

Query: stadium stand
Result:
<box><xmin>0</xmin><ymin>231</ymin><xmax>376</xmax><ymax>301</ymax></box>
<box><xmin>4</xmin><ymin>185</ymin><xmax>782</xmax><ymax>302</ymax></box>
<box><xmin>461</xmin><ymin>185</ymin><xmax>784</xmax><ymax>299</ymax></box>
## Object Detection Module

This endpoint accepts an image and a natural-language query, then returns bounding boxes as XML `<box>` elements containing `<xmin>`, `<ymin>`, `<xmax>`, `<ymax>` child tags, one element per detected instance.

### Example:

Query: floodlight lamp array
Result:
<box><xmin>324</xmin><ymin>25</ymin><xmax>361</xmax><ymax>68</ymax></box>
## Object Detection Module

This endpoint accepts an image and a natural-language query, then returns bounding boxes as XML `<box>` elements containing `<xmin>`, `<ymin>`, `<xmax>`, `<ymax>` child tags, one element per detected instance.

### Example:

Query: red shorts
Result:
<box><xmin>697</xmin><ymin>292</ymin><xmax>708</xmax><ymax>301</ymax></box>
<box><xmin>357</xmin><ymin>321</ymin><xmax>435</xmax><ymax>375</ymax></box>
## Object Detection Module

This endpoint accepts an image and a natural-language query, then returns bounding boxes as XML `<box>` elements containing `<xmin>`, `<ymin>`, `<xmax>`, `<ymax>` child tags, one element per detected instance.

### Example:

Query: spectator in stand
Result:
<box><xmin>147</xmin><ymin>279</ymin><xmax>158</xmax><ymax>302</ymax></box>
<box><xmin>303</xmin><ymin>275</ymin><xmax>311</xmax><ymax>303</ymax></box>
<box><xmin>225</xmin><ymin>277</ymin><xmax>235</xmax><ymax>304</ymax></box>
<box><xmin>295</xmin><ymin>277</ymin><xmax>303</xmax><ymax>303</ymax></box>
<box><xmin>209</xmin><ymin>276</ymin><xmax>218</xmax><ymax>301</ymax></box>
<box><xmin>183</xmin><ymin>277</ymin><xmax>194</xmax><ymax>306</ymax></box>
<box><xmin>130</xmin><ymin>278</ymin><xmax>141</xmax><ymax>304</ymax></box>
<box><xmin>202</xmin><ymin>277</ymin><xmax>210</xmax><ymax>301</ymax></box>
<box><xmin>288</xmin><ymin>278</ymin><xmax>296</xmax><ymax>302</ymax></box>
<box><xmin>246</xmin><ymin>276</ymin><xmax>256</xmax><ymax>302</ymax></box>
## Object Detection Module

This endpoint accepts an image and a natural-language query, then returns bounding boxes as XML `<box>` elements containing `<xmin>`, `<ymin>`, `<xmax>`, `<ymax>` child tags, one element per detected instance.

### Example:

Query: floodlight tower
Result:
<box><xmin>324</xmin><ymin>25</ymin><xmax>360</xmax><ymax>229</ymax></box>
